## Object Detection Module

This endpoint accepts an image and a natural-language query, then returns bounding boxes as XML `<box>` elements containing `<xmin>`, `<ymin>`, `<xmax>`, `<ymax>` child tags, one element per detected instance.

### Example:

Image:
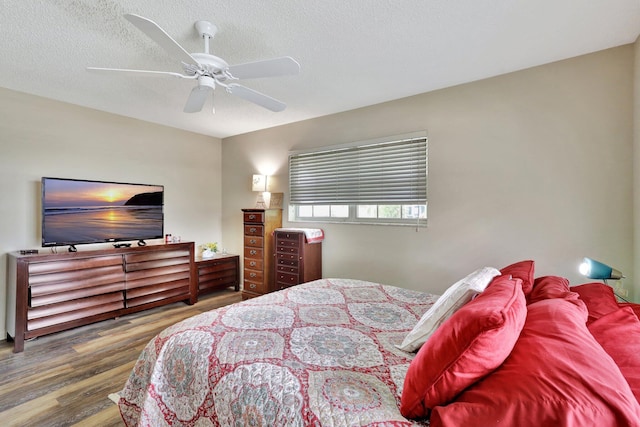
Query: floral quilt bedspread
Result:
<box><xmin>118</xmin><ymin>278</ymin><xmax>436</xmax><ymax>426</ymax></box>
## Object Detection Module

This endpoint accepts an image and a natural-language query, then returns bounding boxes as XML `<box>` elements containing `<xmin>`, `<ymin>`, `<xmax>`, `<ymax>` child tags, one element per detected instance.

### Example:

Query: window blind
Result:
<box><xmin>289</xmin><ymin>136</ymin><xmax>427</xmax><ymax>204</ymax></box>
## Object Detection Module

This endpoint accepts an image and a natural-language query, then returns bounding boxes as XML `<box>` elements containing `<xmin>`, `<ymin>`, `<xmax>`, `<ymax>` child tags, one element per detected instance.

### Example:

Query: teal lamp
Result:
<box><xmin>579</xmin><ymin>257</ymin><xmax>624</xmax><ymax>281</ymax></box>
<box><xmin>579</xmin><ymin>257</ymin><xmax>629</xmax><ymax>302</ymax></box>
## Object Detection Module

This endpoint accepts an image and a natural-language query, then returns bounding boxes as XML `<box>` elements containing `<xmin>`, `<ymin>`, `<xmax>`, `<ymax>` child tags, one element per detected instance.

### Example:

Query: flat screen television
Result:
<box><xmin>42</xmin><ymin>177</ymin><xmax>164</xmax><ymax>248</ymax></box>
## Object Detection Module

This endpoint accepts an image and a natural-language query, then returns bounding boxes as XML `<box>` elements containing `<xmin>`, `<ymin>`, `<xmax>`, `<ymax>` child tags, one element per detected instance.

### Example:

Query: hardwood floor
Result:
<box><xmin>0</xmin><ymin>289</ymin><xmax>242</xmax><ymax>427</ymax></box>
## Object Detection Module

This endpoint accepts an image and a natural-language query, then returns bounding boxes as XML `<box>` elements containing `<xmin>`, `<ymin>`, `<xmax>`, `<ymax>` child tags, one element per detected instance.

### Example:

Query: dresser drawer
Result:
<box><xmin>244</xmin><ymin>224</ymin><xmax>264</xmax><ymax>236</ymax></box>
<box><xmin>277</xmin><ymin>257</ymin><xmax>298</xmax><ymax>268</ymax></box>
<box><xmin>276</xmin><ymin>245</ymin><xmax>299</xmax><ymax>255</ymax></box>
<box><xmin>245</xmin><ymin>258</ymin><xmax>263</xmax><ymax>270</ymax></box>
<box><xmin>244</xmin><ymin>279</ymin><xmax>268</xmax><ymax>294</ymax></box>
<box><xmin>277</xmin><ymin>264</ymin><xmax>299</xmax><ymax>275</ymax></box>
<box><xmin>244</xmin><ymin>268</ymin><xmax>263</xmax><ymax>282</ymax></box>
<box><xmin>276</xmin><ymin>238</ymin><xmax>299</xmax><ymax>249</ymax></box>
<box><xmin>244</xmin><ymin>235</ymin><xmax>263</xmax><ymax>248</ymax></box>
<box><xmin>277</xmin><ymin>253</ymin><xmax>299</xmax><ymax>263</ymax></box>
<box><xmin>276</xmin><ymin>271</ymin><xmax>299</xmax><ymax>286</ymax></box>
<box><xmin>243</xmin><ymin>211</ymin><xmax>264</xmax><ymax>223</ymax></box>
<box><xmin>244</xmin><ymin>247</ymin><xmax>263</xmax><ymax>259</ymax></box>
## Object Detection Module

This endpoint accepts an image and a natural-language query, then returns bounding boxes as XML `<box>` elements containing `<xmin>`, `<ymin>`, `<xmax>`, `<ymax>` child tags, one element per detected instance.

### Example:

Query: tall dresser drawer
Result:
<box><xmin>244</xmin><ymin>225</ymin><xmax>264</xmax><ymax>236</ymax></box>
<box><xmin>244</xmin><ymin>236</ymin><xmax>263</xmax><ymax>248</ymax></box>
<box><xmin>243</xmin><ymin>211</ymin><xmax>264</xmax><ymax>223</ymax></box>
<box><xmin>244</xmin><ymin>280</ymin><xmax>267</xmax><ymax>294</ymax></box>
<box><xmin>245</xmin><ymin>258</ymin><xmax>263</xmax><ymax>270</ymax></box>
<box><xmin>244</xmin><ymin>269</ymin><xmax>263</xmax><ymax>283</ymax></box>
<box><xmin>244</xmin><ymin>247</ymin><xmax>263</xmax><ymax>259</ymax></box>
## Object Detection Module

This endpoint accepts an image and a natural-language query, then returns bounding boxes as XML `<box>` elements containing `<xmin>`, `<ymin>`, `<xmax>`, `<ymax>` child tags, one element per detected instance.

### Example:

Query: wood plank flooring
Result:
<box><xmin>0</xmin><ymin>289</ymin><xmax>242</xmax><ymax>427</ymax></box>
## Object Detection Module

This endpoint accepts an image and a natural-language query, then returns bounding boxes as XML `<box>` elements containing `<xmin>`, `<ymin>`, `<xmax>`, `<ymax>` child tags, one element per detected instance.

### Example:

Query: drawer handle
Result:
<box><xmin>250</xmin><ymin>250</ymin><xmax>257</xmax><ymax>255</ymax></box>
<box><xmin>249</xmin><ymin>227</ymin><xmax>257</xmax><ymax>233</ymax></box>
<box><xmin>250</xmin><ymin>261</ymin><xmax>257</xmax><ymax>267</ymax></box>
<box><xmin>248</xmin><ymin>214</ymin><xmax>256</xmax><ymax>220</ymax></box>
<box><xmin>250</xmin><ymin>239</ymin><xmax>257</xmax><ymax>244</ymax></box>
<box><xmin>250</xmin><ymin>283</ymin><xmax>256</xmax><ymax>289</ymax></box>
<box><xmin>250</xmin><ymin>272</ymin><xmax>257</xmax><ymax>278</ymax></box>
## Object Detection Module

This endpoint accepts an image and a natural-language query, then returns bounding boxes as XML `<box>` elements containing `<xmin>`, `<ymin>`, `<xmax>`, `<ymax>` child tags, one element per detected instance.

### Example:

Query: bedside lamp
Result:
<box><xmin>579</xmin><ymin>257</ymin><xmax>629</xmax><ymax>302</ymax></box>
<box><xmin>252</xmin><ymin>174</ymin><xmax>268</xmax><ymax>208</ymax></box>
<box><xmin>579</xmin><ymin>257</ymin><xmax>624</xmax><ymax>281</ymax></box>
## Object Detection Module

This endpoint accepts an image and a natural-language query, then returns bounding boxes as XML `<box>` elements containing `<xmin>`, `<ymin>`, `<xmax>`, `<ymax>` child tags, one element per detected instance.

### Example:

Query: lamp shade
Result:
<box><xmin>579</xmin><ymin>257</ymin><xmax>624</xmax><ymax>280</ymax></box>
<box><xmin>252</xmin><ymin>174</ymin><xmax>267</xmax><ymax>192</ymax></box>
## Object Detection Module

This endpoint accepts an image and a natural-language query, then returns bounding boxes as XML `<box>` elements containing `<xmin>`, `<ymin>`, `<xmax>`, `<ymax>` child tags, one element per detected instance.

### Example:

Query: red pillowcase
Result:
<box><xmin>400</xmin><ymin>276</ymin><xmax>526</xmax><ymax>420</ymax></box>
<box><xmin>588</xmin><ymin>306</ymin><xmax>640</xmax><ymax>403</ymax></box>
<box><xmin>500</xmin><ymin>260</ymin><xmax>534</xmax><ymax>296</ymax></box>
<box><xmin>430</xmin><ymin>297</ymin><xmax>640</xmax><ymax>426</ymax></box>
<box><xmin>529</xmin><ymin>276</ymin><xmax>585</xmax><ymax>313</ymax></box>
<box><xmin>571</xmin><ymin>282</ymin><xmax>620</xmax><ymax>324</ymax></box>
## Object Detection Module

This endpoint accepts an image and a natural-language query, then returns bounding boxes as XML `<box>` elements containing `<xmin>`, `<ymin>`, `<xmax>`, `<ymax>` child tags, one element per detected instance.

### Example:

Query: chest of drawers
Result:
<box><xmin>274</xmin><ymin>229</ymin><xmax>322</xmax><ymax>291</ymax></box>
<box><xmin>241</xmin><ymin>208</ymin><xmax>282</xmax><ymax>299</ymax></box>
<box><xmin>195</xmin><ymin>254</ymin><xmax>240</xmax><ymax>295</ymax></box>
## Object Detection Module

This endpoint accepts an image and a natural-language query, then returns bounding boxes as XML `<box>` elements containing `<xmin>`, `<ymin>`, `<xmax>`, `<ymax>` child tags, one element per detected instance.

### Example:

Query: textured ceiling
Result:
<box><xmin>1</xmin><ymin>0</ymin><xmax>639</xmax><ymax>138</ymax></box>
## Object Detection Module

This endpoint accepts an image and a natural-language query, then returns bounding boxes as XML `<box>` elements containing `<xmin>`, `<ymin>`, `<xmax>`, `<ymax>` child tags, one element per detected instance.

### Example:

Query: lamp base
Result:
<box><xmin>255</xmin><ymin>192</ymin><xmax>283</xmax><ymax>209</ymax></box>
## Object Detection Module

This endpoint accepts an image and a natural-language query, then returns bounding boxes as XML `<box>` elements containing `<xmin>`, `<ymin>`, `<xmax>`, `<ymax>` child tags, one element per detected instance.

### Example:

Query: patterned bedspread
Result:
<box><xmin>118</xmin><ymin>278</ymin><xmax>436</xmax><ymax>426</ymax></box>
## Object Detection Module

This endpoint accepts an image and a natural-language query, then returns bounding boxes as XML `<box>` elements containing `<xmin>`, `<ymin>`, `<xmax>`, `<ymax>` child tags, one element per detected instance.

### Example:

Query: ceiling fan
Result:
<box><xmin>87</xmin><ymin>14</ymin><xmax>300</xmax><ymax>113</ymax></box>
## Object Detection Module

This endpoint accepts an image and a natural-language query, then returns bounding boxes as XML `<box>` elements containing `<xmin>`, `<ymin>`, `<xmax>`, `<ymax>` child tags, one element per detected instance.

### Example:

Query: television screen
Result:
<box><xmin>42</xmin><ymin>177</ymin><xmax>164</xmax><ymax>247</ymax></box>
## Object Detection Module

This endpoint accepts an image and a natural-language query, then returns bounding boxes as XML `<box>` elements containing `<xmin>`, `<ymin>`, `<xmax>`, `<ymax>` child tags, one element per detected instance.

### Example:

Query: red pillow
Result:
<box><xmin>529</xmin><ymin>275</ymin><xmax>570</xmax><ymax>303</ymax></box>
<box><xmin>620</xmin><ymin>302</ymin><xmax>640</xmax><ymax>320</ymax></box>
<box><xmin>500</xmin><ymin>260</ymin><xmax>534</xmax><ymax>296</ymax></box>
<box><xmin>588</xmin><ymin>306</ymin><xmax>640</xmax><ymax>403</ymax></box>
<box><xmin>529</xmin><ymin>276</ymin><xmax>585</xmax><ymax>311</ymax></box>
<box><xmin>430</xmin><ymin>297</ymin><xmax>640</xmax><ymax>426</ymax></box>
<box><xmin>571</xmin><ymin>283</ymin><xmax>620</xmax><ymax>324</ymax></box>
<box><xmin>400</xmin><ymin>276</ymin><xmax>526</xmax><ymax>419</ymax></box>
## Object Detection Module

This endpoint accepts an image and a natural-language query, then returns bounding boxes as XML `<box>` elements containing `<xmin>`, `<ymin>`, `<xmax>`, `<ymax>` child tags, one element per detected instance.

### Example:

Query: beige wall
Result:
<box><xmin>222</xmin><ymin>45</ymin><xmax>635</xmax><ymax>297</ymax></box>
<box><xmin>0</xmin><ymin>88</ymin><xmax>222</xmax><ymax>339</ymax></box>
<box><xmin>634</xmin><ymin>35</ymin><xmax>640</xmax><ymax>302</ymax></box>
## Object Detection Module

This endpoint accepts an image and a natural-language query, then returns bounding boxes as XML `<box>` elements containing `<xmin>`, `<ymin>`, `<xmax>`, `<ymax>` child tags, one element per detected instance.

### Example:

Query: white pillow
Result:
<box><xmin>397</xmin><ymin>267</ymin><xmax>501</xmax><ymax>352</ymax></box>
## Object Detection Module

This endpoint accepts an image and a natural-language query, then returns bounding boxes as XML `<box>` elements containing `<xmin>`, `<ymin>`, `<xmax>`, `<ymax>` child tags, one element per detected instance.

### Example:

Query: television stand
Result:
<box><xmin>7</xmin><ymin>242</ymin><xmax>197</xmax><ymax>352</ymax></box>
<box><xmin>137</xmin><ymin>239</ymin><xmax>147</xmax><ymax>246</ymax></box>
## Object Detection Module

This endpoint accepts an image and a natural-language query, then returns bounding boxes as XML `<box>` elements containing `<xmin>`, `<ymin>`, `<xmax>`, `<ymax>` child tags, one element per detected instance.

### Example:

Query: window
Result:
<box><xmin>288</xmin><ymin>133</ymin><xmax>427</xmax><ymax>226</ymax></box>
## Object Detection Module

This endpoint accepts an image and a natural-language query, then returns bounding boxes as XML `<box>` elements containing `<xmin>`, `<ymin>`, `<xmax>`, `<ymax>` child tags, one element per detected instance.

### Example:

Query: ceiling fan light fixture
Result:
<box><xmin>198</xmin><ymin>75</ymin><xmax>215</xmax><ymax>89</ymax></box>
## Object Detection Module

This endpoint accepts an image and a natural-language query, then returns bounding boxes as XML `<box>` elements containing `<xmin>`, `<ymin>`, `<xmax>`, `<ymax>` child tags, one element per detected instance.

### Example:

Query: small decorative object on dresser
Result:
<box><xmin>274</xmin><ymin>228</ymin><xmax>323</xmax><ymax>291</ymax></box>
<box><xmin>200</xmin><ymin>242</ymin><xmax>218</xmax><ymax>258</ymax></box>
<box><xmin>241</xmin><ymin>208</ymin><xmax>282</xmax><ymax>299</ymax></box>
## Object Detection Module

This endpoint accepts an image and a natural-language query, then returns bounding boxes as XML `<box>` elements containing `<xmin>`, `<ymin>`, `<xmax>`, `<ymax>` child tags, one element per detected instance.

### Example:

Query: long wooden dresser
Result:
<box><xmin>241</xmin><ymin>208</ymin><xmax>282</xmax><ymax>299</ymax></box>
<box><xmin>7</xmin><ymin>242</ymin><xmax>196</xmax><ymax>352</ymax></box>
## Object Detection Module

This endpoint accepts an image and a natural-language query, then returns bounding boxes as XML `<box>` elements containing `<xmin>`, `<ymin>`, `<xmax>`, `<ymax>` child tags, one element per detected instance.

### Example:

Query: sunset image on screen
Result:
<box><xmin>42</xmin><ymin>178</ymin><xmax>164</xmax><ymax>246</ymax></box>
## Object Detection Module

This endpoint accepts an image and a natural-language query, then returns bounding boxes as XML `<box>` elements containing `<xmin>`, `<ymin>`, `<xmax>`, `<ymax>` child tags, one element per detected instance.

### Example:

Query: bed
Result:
<box><xmin>117</xmin><ymin>262</ymin><xmax>640</xmax><ymax>426</ymax></box>
<box><xmin>118</xmin><ymin>278</ymin><xmax>437</xmax><ymax>426</ymax></box>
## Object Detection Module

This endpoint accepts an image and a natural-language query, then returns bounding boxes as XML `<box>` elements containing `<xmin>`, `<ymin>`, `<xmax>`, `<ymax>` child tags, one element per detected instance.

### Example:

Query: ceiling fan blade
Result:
<box><xmin>124</xmin><ymin>14</ymin><xmax>200</xmax><ymax>67</ymax></box>
<box><xmin>228</xmin><ymin>56</ymin><xmax>300</xmax><ymax>79</ymax></box>
<box><xmin>227</xmin><ymin>84</ymin><xmax>286</xmax><ymax>112</ymax></box>
<box><xmin>86</xmin><ymin>67</ymin><xmax>195</xmax><ymax>79</ymax></box>
<box><xmin>184</xmin><ymin>85</ymin><xmax>212</xmax><ymax>113</ymax></box>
